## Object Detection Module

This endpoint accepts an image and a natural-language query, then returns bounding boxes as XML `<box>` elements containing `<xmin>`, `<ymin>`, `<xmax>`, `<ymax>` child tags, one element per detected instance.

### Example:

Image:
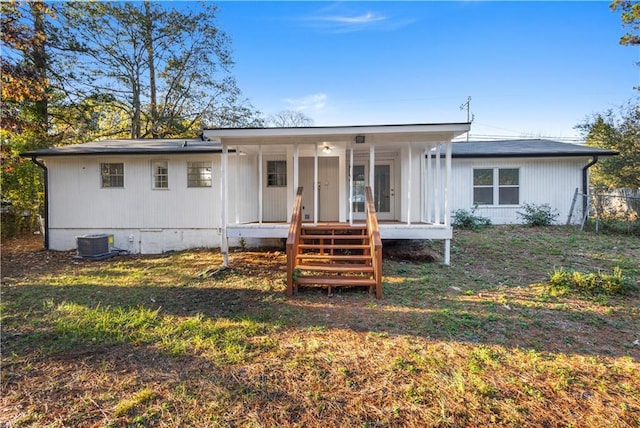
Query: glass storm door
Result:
<box><xmin>352</xmin><ymin>165</ymin><xmax>366</xmax><ymax>215</ymax></box>
<box><xmin>351</xmin><ymin>163</ymin><xmax>394</xmax><ymax>220</ymax></box>
<box><xmin>374</xmin><ymin>164</ymin><xmax>394</xmax><ymax>220</ymax></box>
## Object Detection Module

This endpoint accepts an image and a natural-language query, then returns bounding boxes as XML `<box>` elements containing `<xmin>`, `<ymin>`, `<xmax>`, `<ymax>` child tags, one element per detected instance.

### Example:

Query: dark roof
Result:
<box><xmin>21</xmin><ymin>137</ymin><xmax>617</xmax><ymax>159</ymax></box>
<box><xmin>203</xmin><ymin>121</ymin><xmax>471</xmax><ymax>131</ymax></box>
<box><xmin>20</xmin><ymin>138</ymin><xmax>225</xmax><ymax>157</ymax></box>
<box><xmin>450</xmin><ymin>139</ymin><xmax>617</xmax><ymax>158</ymax></box>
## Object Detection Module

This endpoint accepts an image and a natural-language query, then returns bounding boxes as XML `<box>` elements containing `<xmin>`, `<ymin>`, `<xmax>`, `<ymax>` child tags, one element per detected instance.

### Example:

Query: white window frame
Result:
<box><xmin>187</xmin><ymin>161</ymin><xmax>212</xmax><ymax>188</ymax></box>
<box><xmin>152</xmin><ymin>160</ymin><xmax>169</xmax><ymax>189</ymax></box>
<box><xmin>100</xmin><ymin>163</ymin><xmax>124</xmax><ymax>188</ymax></box>
<box><xmin>473</xmin><ymin>167</ymin><xmax>520</xmax><ymax>206</ymax></box>
<box><xmin>267</xmin><ymin>160</ymin><xmax>287</xmax><ymax>187</ymax></box>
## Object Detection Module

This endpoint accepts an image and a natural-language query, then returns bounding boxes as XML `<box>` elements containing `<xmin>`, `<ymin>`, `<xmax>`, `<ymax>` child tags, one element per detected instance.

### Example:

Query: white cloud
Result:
<box><xmin>304</xmin><ymin>6</ymin><xmax>415</xmax><ymax>33</ymax></box>
<box><xmin>318</xmin><ymin>12</ymin><xmax>386</xmax><ymax>25</ymax></box>
<box><xmin>283</xmin><ymin>93</ymin><xmax>328</xmax><ymax>112</ymax></box>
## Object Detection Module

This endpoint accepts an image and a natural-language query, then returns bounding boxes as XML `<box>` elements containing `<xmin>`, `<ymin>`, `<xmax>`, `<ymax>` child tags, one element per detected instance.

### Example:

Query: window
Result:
<box><xmin>152</xmin><ymin>161</ymin><xmax>169</xmax><ymax>189</ymax></box>
<box><xmin>473</xmin><ymin>169</ymin><xmax>494</xmax><ymax>205</ymax></box>
<box><xmin>267</xmin><ymin>160</ymin><xmax>287</xmax><ymax>187</ymax></box>
<box><xmin>101</xmin><ymin>163</ymin><xmax>124</xmax><ymax>188</ymax></box>
<box><xmin>473</xmin><ymin>168</ymin><xmax>519</xmax><ymax>205</ymax></box>
<box><xmin>187</xmin><ymin>161</ymin><xmax>212</xmax><ymax>187</ymax></box>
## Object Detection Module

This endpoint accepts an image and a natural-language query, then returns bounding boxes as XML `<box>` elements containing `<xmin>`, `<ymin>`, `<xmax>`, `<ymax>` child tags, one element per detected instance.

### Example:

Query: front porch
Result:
<box><xmin>203</xmin><ymin>123</ymin><xmax>470</xmax><ymax>293</ymax></box>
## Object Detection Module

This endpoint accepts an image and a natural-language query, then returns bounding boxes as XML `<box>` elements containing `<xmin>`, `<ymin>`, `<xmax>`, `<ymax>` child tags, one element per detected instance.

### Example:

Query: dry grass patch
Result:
<box><xmin>2</xmin><ymin>226</ymin><xmax>639</xmax><ymax>427</ymax></box>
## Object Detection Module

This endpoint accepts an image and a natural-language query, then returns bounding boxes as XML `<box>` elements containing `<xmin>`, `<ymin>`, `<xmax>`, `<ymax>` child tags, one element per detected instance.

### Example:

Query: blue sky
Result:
<box><xmin>211</xmin><ymin>1</ymin><xmax>638</xmax><ymax>141</ymax></box>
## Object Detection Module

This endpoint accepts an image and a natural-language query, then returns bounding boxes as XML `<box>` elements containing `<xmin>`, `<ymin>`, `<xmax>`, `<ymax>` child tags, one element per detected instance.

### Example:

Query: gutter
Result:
<box><xmin>29</xmin><ymin>156</ymin><xmax>49</xmax><ymax>249</ymax></box>
<box><xmin>582</xmin><ymin>156</ymin><xmax>598</xmax><ymax>218</ymax></box>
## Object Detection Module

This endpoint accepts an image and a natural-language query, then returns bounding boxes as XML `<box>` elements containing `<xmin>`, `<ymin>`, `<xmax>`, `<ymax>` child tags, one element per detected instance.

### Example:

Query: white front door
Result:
<box><xmin>300</xmin><ymin>157</ymin><xmax>339</xmax><ymax>222</ymax></box>
<box><xmin>351</xmin><ymin>161</ymin><xmax>395</xmax><ymax>220</ymax></box>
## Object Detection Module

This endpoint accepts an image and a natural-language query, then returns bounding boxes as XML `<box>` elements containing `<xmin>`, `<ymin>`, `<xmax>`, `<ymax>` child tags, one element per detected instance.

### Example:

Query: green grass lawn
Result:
<box><xmin>1</xmin><ymin>225</ymin><xmax>639</xmax><ymax>427</ymax></box>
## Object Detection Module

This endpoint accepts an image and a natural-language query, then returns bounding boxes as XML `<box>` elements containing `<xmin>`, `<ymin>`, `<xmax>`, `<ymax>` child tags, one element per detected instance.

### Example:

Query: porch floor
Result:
<box><xmin>227</xmin><ymin>221</ymin><xmax>452</xmax><ymax>240</ymax></box>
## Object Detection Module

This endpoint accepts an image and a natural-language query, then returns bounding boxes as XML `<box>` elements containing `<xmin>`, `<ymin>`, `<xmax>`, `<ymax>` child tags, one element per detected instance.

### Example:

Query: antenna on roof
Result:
<box><xmin>459</xmin><ymin>96</ymin><xmax>473</xmax><ymax>143</ymax></box>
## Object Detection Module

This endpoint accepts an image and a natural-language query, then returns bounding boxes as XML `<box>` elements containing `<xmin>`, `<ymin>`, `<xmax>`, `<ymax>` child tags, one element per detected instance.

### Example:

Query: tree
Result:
<box><xmin>267</xmin><ymin>110</ymin><xmax>314</xmax><ymax>127</ymax></box>
<box><xmin>50</xmin><ymin>2</ymin><xmax>261</xmax><ymax>138</ymax></box>
<box><xmin>577</xmin><ymin>101</ymin><xmax>640</xmax><ymax>189</ymax></box>
<box><xmin>611</xmin><ymin>0</ymin><xmax>640</xmax><ymax>46</ymax></box>
<box><xmin>1</xmin><ymin>1</ymin><xmax>54</xmax><ymax>235</ymax></box>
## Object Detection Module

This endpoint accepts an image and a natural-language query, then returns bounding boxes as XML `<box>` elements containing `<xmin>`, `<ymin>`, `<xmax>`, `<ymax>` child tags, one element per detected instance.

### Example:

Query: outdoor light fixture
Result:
<box><xmin>355</xmin><ymin>135</ymin><xmax>365</xmax><ymax>144</ymax></box>
<box><xmin>322</xmin><ymin>145</ymin><xmax>332</xmax><ymax>154</ymax></box>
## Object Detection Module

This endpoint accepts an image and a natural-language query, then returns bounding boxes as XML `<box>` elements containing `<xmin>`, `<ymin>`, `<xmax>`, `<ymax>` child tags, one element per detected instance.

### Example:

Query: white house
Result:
<box><xmin>22</xmin><ymin>124</ymin><xmax>616</xmax><ymax>267</ymax></box>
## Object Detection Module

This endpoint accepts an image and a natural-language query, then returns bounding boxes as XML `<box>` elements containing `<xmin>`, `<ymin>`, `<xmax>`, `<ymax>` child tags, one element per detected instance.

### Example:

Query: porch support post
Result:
<box><xmin>235</xmin><ymin>147</ymin><xmax>240</xmax><ymax>224</ymax></box>
<box><xmin>221</xmin><ymin>143</ymin><xmax>229</xmax><ymax>267</ymax></box>
<box><xmin>349</xmin><ymin>147</ymin><xmax>354</xmax><ymax>225</ymax></box>
<box><xmin>426</xmin><ymin>148</ymin><xmax>432</xmax><ymax>223</ymax></box>
<box><xmin>421</xmin><ymin>148</ymin><xmax>427</xmax><ymax>223</ymax></box>
<box><xmin>445</xmin><ymin>141</ymin><xmax>452</xmax><ymax>227</ymax></box>
<box><xmin>369</xmin><ymin>145</ymin><xmax>375</xmax><ymax>199</ymax></box>
<box><xmin>407</xmin><ymin>142</ymin><xmax>412</xmax><ymax>225</ymax></box>
<box><xmin>258</xmin><ymin>145</ymin><xmax>263</xmax><ymax>224</ymax></box>
<box><xmin>444</xmin><ymin>239</ymin><xmax>451</xmax><ymax>266</ymax></box>
<box><xmin>435</xmin><ymin>143</ymin><xmax>441</xmax><ymax>224</ymax></box>
<box><xmin>293</xmin><ymin>144</ymin><xmax>299</xmax><ymax>196</ymax></box>
<box><xmin>314</xmin><ymin>143</ymin><xmax>318</xmax><ymax>225</ymax></box>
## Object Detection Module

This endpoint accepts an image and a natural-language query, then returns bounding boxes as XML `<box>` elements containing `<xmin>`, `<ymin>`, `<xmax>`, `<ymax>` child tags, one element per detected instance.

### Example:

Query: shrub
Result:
<box><xmin>452</xmin><ymin>206</ymin><xmax>492</xmax><ymax>231</ymax></box>
<box><xmin>547</xmin><ymin>266</ymin><xmax>629</xmax><ymax>296</ymax></box>
<box><xmin>517</xmin><ymin>203</ymin><xmax>559</xmax><ymax>226</ymax></box>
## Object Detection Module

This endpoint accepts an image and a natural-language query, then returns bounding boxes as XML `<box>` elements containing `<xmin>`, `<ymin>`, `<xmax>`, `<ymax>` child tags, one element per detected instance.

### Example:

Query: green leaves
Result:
<box><xmin>578</xmin><ymin>102</ymin><xmax>640</xmax><ymax>189</ymax></box>
<box><xmin>611</xmin><ymin>0</ymin><xmax>640</xmax><ymax>46</ymax></box>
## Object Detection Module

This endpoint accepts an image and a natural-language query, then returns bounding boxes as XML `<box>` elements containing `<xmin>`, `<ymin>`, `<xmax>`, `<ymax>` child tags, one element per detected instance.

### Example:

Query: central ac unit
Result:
<box><xmin>76</xmin><ymin>234</ymin><xmax>114</xmax><ymax>258</ymax></box>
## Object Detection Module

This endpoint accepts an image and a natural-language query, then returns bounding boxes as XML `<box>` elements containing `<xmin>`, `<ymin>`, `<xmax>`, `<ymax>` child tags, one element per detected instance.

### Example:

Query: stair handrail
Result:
<box><xmin>364</xmin><ymin>186</ymin><xmax>383</xmax><ymax>298</ymax></box>
<box><xmin>286</xmin><ymin>187</ymin><xmax>304</xmax><ymax>297</ymax></box>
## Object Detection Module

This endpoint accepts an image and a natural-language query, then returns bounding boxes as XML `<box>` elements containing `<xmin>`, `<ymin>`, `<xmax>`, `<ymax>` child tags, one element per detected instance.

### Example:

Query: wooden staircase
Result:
<box><xmin>286</xmin><ymin>187</ymin><xmax>383</xmax><ymax>298</ymax></box>
<box><xmin>295</xmin><ymin>223</ymin><xmax>376</xmax><ymax>295</ymax></box>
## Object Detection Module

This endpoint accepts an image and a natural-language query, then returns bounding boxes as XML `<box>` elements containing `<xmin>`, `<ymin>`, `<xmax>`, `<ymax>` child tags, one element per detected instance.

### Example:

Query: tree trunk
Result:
<box><xmin>144</xmin><ymin>1</ymin><xmax>158</xmax><ymax>138</ymax></box>
<box><xmin>30</xmin><ymin>2</ymin><xmax>48</xmax><ymax>134</ymax></box>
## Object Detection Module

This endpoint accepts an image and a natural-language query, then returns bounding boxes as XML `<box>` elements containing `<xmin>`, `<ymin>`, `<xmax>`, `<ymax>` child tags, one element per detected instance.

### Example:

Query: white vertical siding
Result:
<box><xmin>228</xmin><ymin>153</ymin><xmax>259</xmax><ymax>224</ymax></box>
<box><xmin>450</xmin><ymin>157</ymin><xmax>587</xmax><ymax>224</ymax></box>
<box><xmin>46</xmin><ymin>154</ymin><xmax>223</xmax><ymax>252</ymax></box>
<box><xmin>262</xmin><ymin>155</ymin><xmax>287</xmax><ymax>221</ymax></box>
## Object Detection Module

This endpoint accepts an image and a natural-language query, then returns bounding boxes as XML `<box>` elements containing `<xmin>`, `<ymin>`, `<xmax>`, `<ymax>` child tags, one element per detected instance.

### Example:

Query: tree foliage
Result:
<box><xmin>1</xmin><ymin>1</ymin><xmax>53</xmax><ymax>234</ymax></box>
<box><xmin>611</xmin><ymin>0</ymin><xmax>640</xmax><ymax>46</ymax></box>
<box><xmin>1</xmin><ymin>1</ymin><xmax>263</xmax><ymax>236</ymax></box>
<box><xmin>577</xmin><ymin>101</ymin><xmax>640</xmax><ymax>189</ymax></box>
<box><xmin>51</xmin><ymin>1</ymin><xmax>261</xmax><ymax>139</ymax></box>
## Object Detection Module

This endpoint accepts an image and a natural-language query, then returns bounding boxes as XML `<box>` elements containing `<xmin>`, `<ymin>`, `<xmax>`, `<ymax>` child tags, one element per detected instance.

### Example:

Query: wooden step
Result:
<box><xmin>295</xmin><ymin>276</ymin><xmax>377</xmax><ymax>286</ymax></box>
<box><xmin>298</xmin><ymin>244</ymin><xmax>370</xmax><ymax>250</ymax></box>
<box><xmin>296</xmin><ymin>254</ymin><xmax>372</xmax><ymax>262</ymax></box>
<box><xmin>300</xmin><ymin>234</ymin><xmax>369</xmax><ymax>240</ymax></box>
<box><xmin>302</xmin><ymin>224</ymin><xmax>366</xmax><ymax>230</ymax></box>
<box><xmin>297</xmin><ymin>264</ymin><xmax>374</xmax><ymax>273</ymax></box>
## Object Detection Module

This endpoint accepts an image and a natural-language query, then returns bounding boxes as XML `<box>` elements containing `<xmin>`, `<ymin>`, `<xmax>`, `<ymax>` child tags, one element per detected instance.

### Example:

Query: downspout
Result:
<box><xmin>582</xmin><ymin>156</ymin><xmax>598</xmax><ymax>219</ymax></box>
<box><xmin>29</xmin><ymin>156</ymin><xmax>49</xmax><ymax>249</ymax></box>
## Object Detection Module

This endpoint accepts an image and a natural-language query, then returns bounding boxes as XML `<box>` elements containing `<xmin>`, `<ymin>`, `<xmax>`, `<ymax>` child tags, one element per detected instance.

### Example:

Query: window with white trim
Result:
<box><xmin>100</xmin><ymin>163</ymin><xmax>124</xmax><ymax>188</ymax></box>
<box><xmin>152</xmin><ymin>160</ymin><xmax>169</xmax><ymax>189</ymax></box>
<box><xmin>187</xmin><ymin>161</ymin><xmax>212</xmax><ymax>187</ymax></box>
<box><xmin>267</xmin><ymin>160</ymin><xmax>287</xmax><ymax>187</ymax></box>
<box><xmin>473</xmin><ymin>168</ymin><xmax>519</xmax><ymax>205</ymax></box>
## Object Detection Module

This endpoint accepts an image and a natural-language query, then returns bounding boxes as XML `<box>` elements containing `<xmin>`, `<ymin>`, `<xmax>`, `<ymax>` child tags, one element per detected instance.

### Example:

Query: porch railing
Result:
<box><xmin>365</xmin><ymin>186</ymin><xmax>383</xmax><ymax>298</ymax></box>
<box><xmin>286</xmin><ymin>187</ymin><xmax>304</xmax><ymax>297</ymax></box>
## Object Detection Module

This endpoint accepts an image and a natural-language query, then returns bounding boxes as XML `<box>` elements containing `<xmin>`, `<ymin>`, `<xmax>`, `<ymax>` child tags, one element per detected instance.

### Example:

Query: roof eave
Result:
<box><xmin>450</xmin><ymin>151</ymin><xmax>619</xmax><ymax>159</ymax></box>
